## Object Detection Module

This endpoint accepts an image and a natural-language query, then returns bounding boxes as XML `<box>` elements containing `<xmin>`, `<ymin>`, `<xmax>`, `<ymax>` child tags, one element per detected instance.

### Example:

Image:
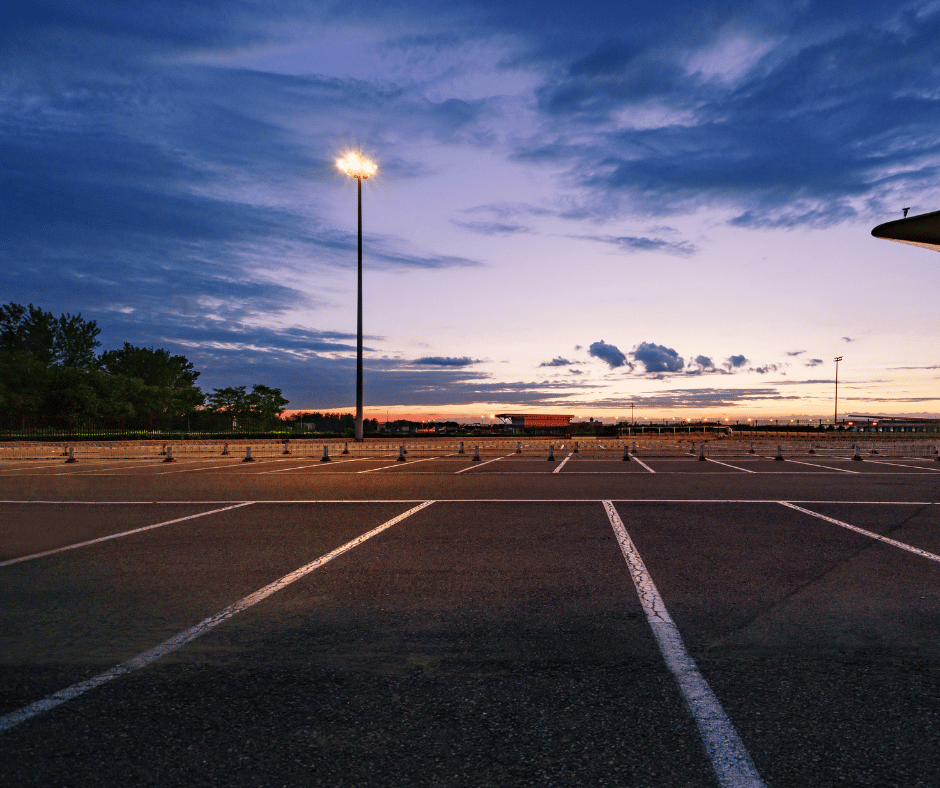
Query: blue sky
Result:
<box><xmin>3</xmin><ymin>0</ymin><xmax>939</xmax><ymax>420</ymax></box>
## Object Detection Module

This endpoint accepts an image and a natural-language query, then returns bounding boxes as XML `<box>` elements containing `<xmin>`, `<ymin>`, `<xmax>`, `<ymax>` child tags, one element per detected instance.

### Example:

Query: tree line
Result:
<box><xmin>0</xmin><ymin>303</ymin><xmax>288</xmax><ymax>432</ymax></box>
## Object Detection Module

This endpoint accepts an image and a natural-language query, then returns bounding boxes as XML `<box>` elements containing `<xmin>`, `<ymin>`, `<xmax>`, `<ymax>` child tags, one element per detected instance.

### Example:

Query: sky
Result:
<box><xmin>3</xmin><ymin>0</ymin><xmax>939</xmax><ymax>422</ymax></box>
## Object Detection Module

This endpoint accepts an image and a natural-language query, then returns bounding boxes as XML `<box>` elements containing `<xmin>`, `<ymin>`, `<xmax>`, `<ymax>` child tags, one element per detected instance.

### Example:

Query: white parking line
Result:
<box><xmin>56</xmin><ymin>460</ymin><xmax>169</xmax><ymax>475</ymax></box>
<box><xmin>706</xmin><ymin>458</ymin><xmax>756</xmax><ymax>473</ymax></box>
<box><xmin>779</xmin><ymin>502</ymin><xmax>940</xmax><ymax>564</ymax></box>
<box><xmin>553</xmin><ymin>453</ymin><xmax>573</xmax><ymax>473</ymax></box>
<box><xmin>358</xmin><ymin>456</ymin><xmax>440</xmax><ymax>474</ymax></box>
<box><xmin>603</xmin><ymin>501</ymin><xmax>766</xmax><ymax>788</ymax></box>
<box><xmin>153</xmin><ymin>456</ymin><xmax>305</xmax><ymax>476</ymax></box>
<box><xmin>455</xmin><ymin>454</ymin><xmax>513</xmax><ymax>474</ymax></box>
<box><xmin>0</xmin><ymin>502</ymin><xmax>254</xmax><ymax>568</ymax></box>
<box><xmin>867</xmin><ymin>459</ymin><xmax>940</xmax><ymax>473</ymax></box>
<box><xmin>0</xmin><ymin>501</ymin><xmax>434</xmax><ymax>733</ymax></box>
<box><xmin>631</xmin><ymin>456</ymin><xmax>656</xmax><ymax>473</ymax></box>
<box><xmin>257</xmin><ymin>457</ymin><xmax>367</xmax><ymax>474</ymax></box>
<box><xmin>782</xmin><ymin>459</ymin><xmax>860</xmax><ymax>474</ymax></box>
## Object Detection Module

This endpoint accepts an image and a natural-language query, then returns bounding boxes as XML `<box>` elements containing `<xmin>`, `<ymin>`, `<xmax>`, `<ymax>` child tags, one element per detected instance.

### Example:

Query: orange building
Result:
<box><xmin>495</xmin><ymin>414</ymin><xmax>574</xmax><ymax>432</ymax></box>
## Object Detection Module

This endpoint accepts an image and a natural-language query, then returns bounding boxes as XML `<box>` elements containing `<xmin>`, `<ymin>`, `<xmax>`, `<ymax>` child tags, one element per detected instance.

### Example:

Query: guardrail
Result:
<box><xmin>1</xmin><ymin>437</ymin><xmax>938</xmax><ymax>461</ymax></box>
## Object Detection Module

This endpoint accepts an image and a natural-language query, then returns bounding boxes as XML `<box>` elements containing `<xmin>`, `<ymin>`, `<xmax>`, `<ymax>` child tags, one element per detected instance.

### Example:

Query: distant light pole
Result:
<box><xmin>336</xmin><ymin>150</ymin><xmax>377</xmax><ymax>441</ymax></box>
<box><xmin>630</xmin><ymin>403</ymin><xmax>635</xmax><ymax>425</ymax></box>
<box><xmin>833</xmin><ymin>356</ymin><xmax>843</xmax><ymax>426</ymax></box>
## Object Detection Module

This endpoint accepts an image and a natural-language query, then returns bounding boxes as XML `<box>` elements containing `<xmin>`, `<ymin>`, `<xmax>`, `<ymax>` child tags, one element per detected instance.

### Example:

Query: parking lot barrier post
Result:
<box><xmin>65</xmin><ymin>446</ymin><xmax>77</xmax><ymax>464</ymax></box>
<box><xmin>321</xmin><ymin>445</ymin><xmax>330</xmax><ymax>462</ymax></box>
<box><xmin>397</xmin><ymin>444</ymin><xmax>406</xmax><ymax>462</ymax></box>
<box><xmin>163</xmin><ymin>446</ymin><xmax>176</xmax><ymax>463</ymax></box>
<box><xmin>573</xmin><ymin>441</ymin><xmax>579</xmax><ymax>453</ymax></box>
<box><xmin>853</xmin><ymin>445</ymin><xmax>863</xmax><ymax>461</ymax></box>
<box><xmin>473</xmin><ymin>446</ymin><xmax>481</xmax><ymax>462</ymax></box>
<box><xmin>221</xmin><ymin>442</ymin><xmax>229</xmax><ymax>456</ymax></box>
<box><xmin>547</xmin><ymin>445</ymin><xmax>555</xmax><ymax>461</ymax></box>
<box><xmin>243</xmin><ymin>446</ymin><xmax>255</xmax><ymax>463</ymax></box>
<box><xmin>623</xmin><ymin>444</ymin><xmax>631</xmax><ymax>461</ymax></box>
<box><xmin>775</xmin><ymin>445</ymin><xmax>784</xmax><ymax>461</ymax></box>
<box><xmin>458</xmin><ymin>441</ymin><xmax>465</xmax><ymax>454</ymax></box>
<box><xmin>342</xmin><ymin>442</ymin><xmax>350</xmax><ymax>455</ymax></box>
<box><xmin>698</xmin><ymin>444</ymin><xmax>706</xmax><ymax>461</ymax></box>
<box><xmin>809</xmin><ymin>443</ymin><xmax>815</xmax><ymax>454</ymax></box>
<box><xmin>749</xmin><ymin>442</ymin><xmax>755</xmax><ymax>454</ymax></box>
<box><xmin>516</xmin><ymin>441</ymin><xmax>522</xmax><ymax>453</ymax></box>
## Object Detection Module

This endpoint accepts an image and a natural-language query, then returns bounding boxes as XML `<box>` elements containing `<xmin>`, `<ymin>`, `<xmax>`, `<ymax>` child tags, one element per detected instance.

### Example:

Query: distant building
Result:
<box><xmin>847</xmin><ymin>415</ymin><xmax>940</xmax><ymax>433</ymax></box>
<box><xmin>495</xmin><ymin>414</ymin><xmax>574</xmax><ymax>433</ymax></box>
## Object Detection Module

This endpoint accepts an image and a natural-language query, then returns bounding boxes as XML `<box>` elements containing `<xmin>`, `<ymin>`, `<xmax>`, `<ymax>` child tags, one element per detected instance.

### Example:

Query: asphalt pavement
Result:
<box><xmin>1</xmin><ymin>448</ymin><xmax>939</xmax><ymax>786</ymax></box>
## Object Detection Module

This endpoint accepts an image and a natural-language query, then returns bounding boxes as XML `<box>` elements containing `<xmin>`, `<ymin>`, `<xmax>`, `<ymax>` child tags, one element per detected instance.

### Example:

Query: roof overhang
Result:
<box><xmin>872</xmin><ymin>209</ymin><xmax>940</xmax><ymax>252</ymax></box>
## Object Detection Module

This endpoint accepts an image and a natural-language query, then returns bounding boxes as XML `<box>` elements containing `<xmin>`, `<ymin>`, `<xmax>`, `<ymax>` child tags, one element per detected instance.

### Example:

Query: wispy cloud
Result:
<box><xmin>413</xmin><ymin>356</ymin><xmax>480</xmax><ymax>367</ymax></box>
<box><xmin>575</xmin><ymin>233</ymin><xmax>697</xmax><ymax>256</ymax></box>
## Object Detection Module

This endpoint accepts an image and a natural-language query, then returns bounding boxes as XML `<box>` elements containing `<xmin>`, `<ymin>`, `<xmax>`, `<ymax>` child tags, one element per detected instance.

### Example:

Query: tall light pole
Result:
<box><xmin>833</xmin><ymin>356</ymin><xmax>843</xmax><ymax>426</ymax></box>
<box><xmin>336</xmin><ymin>150</ymin><xmax>377</xmax><ymax>441</ymax></box>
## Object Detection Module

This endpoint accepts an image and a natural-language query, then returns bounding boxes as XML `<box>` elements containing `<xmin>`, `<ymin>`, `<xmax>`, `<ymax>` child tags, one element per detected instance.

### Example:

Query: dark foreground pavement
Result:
<box><xmin>1</xmin><ymin>456</ymin><xmax>939</xmax><ymax>786</ymax></box>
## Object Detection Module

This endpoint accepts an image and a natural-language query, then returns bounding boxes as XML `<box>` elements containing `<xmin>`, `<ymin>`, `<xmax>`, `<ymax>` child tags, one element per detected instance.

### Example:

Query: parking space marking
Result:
<box><xmin>706</xmin><ymin>458</ymin><xmax>756</xmax><ymax>473</ymax></box>
<box><xmin>357</xmin><ymin>456</ymin><xmax>441</xmax><ymax>474</ymax></box>
<box><xmin>154</xmin><ymin>457</ymin><xmax>305</xmax><ymax>475</ymax></box>
<box><xmin>0</xmin><ymin>500</ymin><xmax>434</xmax><ymax>734</ymax></box>
<box><xmin>48</xmin><ymin>461</ymin><xmax>166</xmax><ymax>476</ymax></box>
<box><xmin>603</xmin><ymin>501</ymin><xmax>766</xmax><ymax>788</ymax></box>
<box><xmin>631</xmin><ymin>456</ymin><xmax>656</xmax><ymax>473</ymax></box>
<box><xmin>779</xmin><ymin>502</ymin><xmax>940</xmax><ymax>564</ymax></box>
<box><xmin>553</xmin><ymin>453</ymin><xmax>573</xmax><ymax>473</ymax></box>
<box><xmin>257</xmin><ymin>457</ymin><xmax>367</xmax><ymax>474</ymax></box>
<box><xmin>867</xmin><ymin>459</ymin><xmax>940</xmax><ymax>473</ymax></box>
<box><xmin>454</xmin><ymin>454</ymin><xmax>513</xmax><ymax>474</ymax></box>
<box><xmin>782</xmin><ymin>459</ymin><xmax>860</xmax><ymax>474</ymax></box>
<box><xmin>0</xmin><ymin>502</ymin><xmax>255</xmax><ymax>568</ymax></box>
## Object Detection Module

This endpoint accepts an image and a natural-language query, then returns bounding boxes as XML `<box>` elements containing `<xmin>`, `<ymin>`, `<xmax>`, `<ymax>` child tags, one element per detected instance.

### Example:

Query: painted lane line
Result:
<box><xmin>358</xmin><ymin>456</ymin><xmax>440</xmax><ymax>474</ymax></box>
<box><xmin>257</xmin><ymin>458</ymin><xmax>367</xmax><ymax>474</ymax></box>
<box><xmin>778</xmin><ymin>502</ymin><xmax>940</xmax><ymax>564</ymax></box>
<box><xmin>706</xmin><ymin>458</ymin><xmax>756</xmax><ymax>474</ymax></box>
<box><xmin>151</xmin><ymin>458</ymin><xmax>293</xmax><ymax>476</ymax></box>
<box><xmin>631</xmin><ymin>456</ymin><xmax>656</xmax><ymax>473</ymax></box>
<box><xmin>553</xmin><ymin>453</ymin><xmax>574</xmax><ymax>473</ymax></box>
<box><xmin>59</xmin><ymin>460</ymin><xmax>174</xmax><ymax>475</ymax></box>
<box><xmin>0</xmin><ymin>501</ymin><xmax>434</xmax><ymax>733</ymax></box>
<box><xmin>782</xmin><ymin>459</ymin><xmax>860</xmax><ymax>474</ymax></box>
<box><xmin>867</xmin><ymin>459</ymin><xmax>940</xmax><ymax>473</ymax></box>
<box><xmin>454</xmin><ymin>454</ymin><xmax>513</xmax><ymax>474</ymax></box>
<box><xmin>0</xmin><ymin>502</ymin><xmax>255</xmax><ymax>568</ymax></box>
<box><xmin>603</xmin><ymin>501</ymin><xmax>766</xmax><ymax>788</ymax></box>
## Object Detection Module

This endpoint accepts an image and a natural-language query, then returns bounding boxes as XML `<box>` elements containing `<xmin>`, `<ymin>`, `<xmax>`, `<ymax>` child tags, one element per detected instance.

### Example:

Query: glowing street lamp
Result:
<box><xmin>336</xmin><ymin>150</ymin><xmax>377</xmax><ymax>441</ymax></box>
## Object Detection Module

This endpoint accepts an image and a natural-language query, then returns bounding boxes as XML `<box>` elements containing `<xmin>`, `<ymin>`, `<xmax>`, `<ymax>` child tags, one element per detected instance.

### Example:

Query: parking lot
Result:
<box><xmin>1</xmin><ymin>439</ymin><xmax>939</xmax><ymax>786</ymax></box>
